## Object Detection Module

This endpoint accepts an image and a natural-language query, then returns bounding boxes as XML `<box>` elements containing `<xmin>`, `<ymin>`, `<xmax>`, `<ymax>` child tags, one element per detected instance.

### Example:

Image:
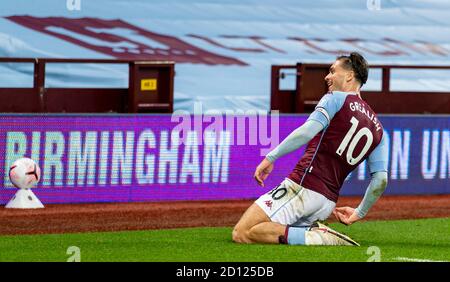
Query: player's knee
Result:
<box><xmin>232</xmin><ymin>227</ymin><xmax>250</xmax><ymax>243</ymax></box>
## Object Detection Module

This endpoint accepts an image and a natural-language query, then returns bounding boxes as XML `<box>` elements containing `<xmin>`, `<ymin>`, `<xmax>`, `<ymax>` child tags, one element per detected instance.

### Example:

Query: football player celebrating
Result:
<box><xmin>233</xmin><ymin>52</ymin><xmax>388</xmax><ymax>246</ymax></box>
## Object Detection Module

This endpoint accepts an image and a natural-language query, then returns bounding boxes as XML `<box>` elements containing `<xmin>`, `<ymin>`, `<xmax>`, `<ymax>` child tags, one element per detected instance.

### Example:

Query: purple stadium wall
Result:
<box><xmin>0</xmin><ymin>114</ymin><xmax>448</xmax><ymax>204</ymax></box>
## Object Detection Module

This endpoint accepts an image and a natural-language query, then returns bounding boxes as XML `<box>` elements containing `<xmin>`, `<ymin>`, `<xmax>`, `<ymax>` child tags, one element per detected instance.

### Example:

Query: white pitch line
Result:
<box><xmin>394</xmin><ymin>257</ymin><xmax>447</xmax><ymax>262</ymax></box>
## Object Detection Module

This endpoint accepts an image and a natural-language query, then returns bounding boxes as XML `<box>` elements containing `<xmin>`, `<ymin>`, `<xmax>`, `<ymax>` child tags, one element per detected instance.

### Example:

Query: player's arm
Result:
<box><xmin>254</xmin><ymin>93</ymin><xmax>343</xmax><ymax>186</ymax></box>
<box><xmin>254</xmin><ymin>120</ymin><xmax>323</xmax><ymax>186</ymax></box>
<box><xmin>265</xmin><ymin>93</ymin><xmax>343</xmax><ymax>163</ymax></box>
<box><xmin>265</xmin><ymin>119</ymin><xmax>323</xmax><ymax>163</ymax></box>
<box><xmin>334</xmin><ymin>133</ymin><xmax>389</xmax><ymax>225</ymax></box>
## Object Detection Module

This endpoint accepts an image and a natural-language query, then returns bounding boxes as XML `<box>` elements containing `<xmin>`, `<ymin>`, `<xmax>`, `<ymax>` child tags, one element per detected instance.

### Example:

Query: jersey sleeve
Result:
<box><xmin>265</xmin><ymin>119</ymin><xmax>324</xmax><ymax>162</ymax></box>
<box><xmin>367</xmin><ymin>132</ymin><xmax>389</xmax><ymax>174</ymax></box>
<box><xmin>307</xmin><ymin>92</ymin><xmax>346</xmax><ymax>128</ymax></box>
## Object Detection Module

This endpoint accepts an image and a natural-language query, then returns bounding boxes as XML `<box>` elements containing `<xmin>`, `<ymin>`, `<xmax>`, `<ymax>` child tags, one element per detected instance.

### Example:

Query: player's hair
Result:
<box><xmin>337</xmin><ymin>52</ymin><xmax>369</xmax><ymax>86</ymax></box>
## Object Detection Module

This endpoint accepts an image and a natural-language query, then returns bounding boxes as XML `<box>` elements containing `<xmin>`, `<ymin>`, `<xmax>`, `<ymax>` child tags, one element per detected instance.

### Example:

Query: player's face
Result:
<box><xmin>324</xmin><ymin>60</ymin><xmax>352</xmax><ymax>92</ymax></box>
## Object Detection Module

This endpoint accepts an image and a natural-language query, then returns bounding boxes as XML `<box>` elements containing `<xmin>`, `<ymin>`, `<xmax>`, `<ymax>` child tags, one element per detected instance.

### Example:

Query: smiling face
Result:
<box><xmin>324</xmin><ymin>59</ymin><xmax>354</xmax><ymax>92</ymax></box>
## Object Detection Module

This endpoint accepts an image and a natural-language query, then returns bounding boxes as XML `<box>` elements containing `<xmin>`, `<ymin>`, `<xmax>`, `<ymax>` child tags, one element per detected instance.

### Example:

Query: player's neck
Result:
<box><xmin>339</xmin><ymin>84</ymin><xmax>360</xmax><ymax>96</ymax></box>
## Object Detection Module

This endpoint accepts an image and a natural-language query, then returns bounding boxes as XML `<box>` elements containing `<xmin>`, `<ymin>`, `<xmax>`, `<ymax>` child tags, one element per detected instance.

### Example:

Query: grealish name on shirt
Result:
<box><xmin>349</xmin><ymin>101</ymin><xmax>381</xmax><ymax>131</ymax></box>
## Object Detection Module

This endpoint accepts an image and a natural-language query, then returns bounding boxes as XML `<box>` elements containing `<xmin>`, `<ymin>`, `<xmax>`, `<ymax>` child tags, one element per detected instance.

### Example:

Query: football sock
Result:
<box><xmin>282</xmin><ymin>226</ymin><xmax>307</xmax><ymax>245</ymax></box>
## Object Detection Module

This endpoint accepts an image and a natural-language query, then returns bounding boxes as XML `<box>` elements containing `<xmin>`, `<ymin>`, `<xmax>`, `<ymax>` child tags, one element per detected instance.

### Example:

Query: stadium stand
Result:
<box><xmin>271</xmin><ymin>64</ymin><xmax>450</xmax><ymax>114</ymax></box>
<box><xmin>1</xmin><ymin>0</ymin><xmax>450</xmax><ymax>112</ymax></box>
<box><xmin>0</xmin><ymin>58</ymin><xmax>174</xmax><ymax>113</ymax></box>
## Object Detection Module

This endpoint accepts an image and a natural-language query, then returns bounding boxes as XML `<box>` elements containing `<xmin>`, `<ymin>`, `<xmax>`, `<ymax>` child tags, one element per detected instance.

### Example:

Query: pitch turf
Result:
<box><xmin>0</xmin><ymin>217</ymin><xmax>448</xmax><ymax>262</ymax></box>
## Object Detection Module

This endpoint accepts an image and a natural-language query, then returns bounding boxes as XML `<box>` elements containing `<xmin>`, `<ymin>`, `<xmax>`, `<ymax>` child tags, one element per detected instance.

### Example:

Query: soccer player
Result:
<box><xmin>232</xmin><ymin>52</ymin><xmax>388</xmax><ymax>246</ymax></box>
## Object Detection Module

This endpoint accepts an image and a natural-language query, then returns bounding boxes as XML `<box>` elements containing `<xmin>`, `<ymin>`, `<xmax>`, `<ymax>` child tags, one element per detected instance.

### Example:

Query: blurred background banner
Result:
<box><xmin>2</xmin><ymin>0</ymin><xmax>450</xmax><ymax>112</ymax></box>
<box><xmin>0</xmin><ymin>114</ymin><xmax>448</xmax><ymax>204</ymax></box>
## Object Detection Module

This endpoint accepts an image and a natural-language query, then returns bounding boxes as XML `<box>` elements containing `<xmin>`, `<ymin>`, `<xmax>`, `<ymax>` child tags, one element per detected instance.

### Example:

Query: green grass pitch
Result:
<box><xmin>0</xmin><ymin>218</ymin><xmax>448</xmax><ymax>262</ymax></box>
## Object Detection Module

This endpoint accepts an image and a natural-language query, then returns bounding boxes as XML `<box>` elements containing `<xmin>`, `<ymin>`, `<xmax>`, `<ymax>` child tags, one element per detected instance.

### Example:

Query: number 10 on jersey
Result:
<box><xmin>336</xmin><ymin>116</ymin><xmax>374</xmax><ymax>165</ymax></box>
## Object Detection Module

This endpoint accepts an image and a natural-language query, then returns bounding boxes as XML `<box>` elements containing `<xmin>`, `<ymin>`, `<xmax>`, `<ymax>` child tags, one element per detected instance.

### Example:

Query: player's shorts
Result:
<box><xmin>255</xmin><ymin>178</ymin><xmax>335</xmax><ymax>227</ymax></box>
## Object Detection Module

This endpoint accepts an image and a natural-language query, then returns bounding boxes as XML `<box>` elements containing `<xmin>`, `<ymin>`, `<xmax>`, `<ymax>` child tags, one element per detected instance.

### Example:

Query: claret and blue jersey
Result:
<box><xmin>288</xmin><ymin>91</ymin><xmax>389</xmax><ymax>202</ymax></box>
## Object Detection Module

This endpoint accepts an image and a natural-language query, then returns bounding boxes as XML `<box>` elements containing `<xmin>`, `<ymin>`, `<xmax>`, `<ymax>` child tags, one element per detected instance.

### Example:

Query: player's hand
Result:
<box><xmin>254</xmin><ymin>158</ymin><xmax>274</xmax><ymax>187</ymax></box>
<box><xmin>333</xmin><ymin>206</ymin><xmax>361</xmax><ymax>226</ymax></box>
